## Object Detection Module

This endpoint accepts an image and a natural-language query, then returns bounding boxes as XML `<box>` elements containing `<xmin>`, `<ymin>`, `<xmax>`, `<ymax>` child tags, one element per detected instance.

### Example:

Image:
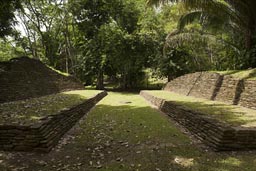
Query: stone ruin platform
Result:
<box><xmin>140</xmin><ymin>90</ymin><xmax>256</xmax><ymax>151</ymax></box>
<box><xmin>0</xmin><ymin>90</ymin><xmax>107</xmax><ymax>152</ymax></box>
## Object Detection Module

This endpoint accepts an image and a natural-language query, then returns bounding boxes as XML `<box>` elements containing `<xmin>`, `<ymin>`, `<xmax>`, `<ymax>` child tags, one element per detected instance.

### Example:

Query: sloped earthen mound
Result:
<box><xmin>0</xmin><ymin>57</ymin><xmax>84</xmax><ymax>103</ymax></box>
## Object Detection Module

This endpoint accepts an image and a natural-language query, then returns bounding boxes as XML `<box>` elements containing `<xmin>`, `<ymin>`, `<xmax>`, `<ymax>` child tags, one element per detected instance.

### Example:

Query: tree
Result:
<box><xmin>147</xmin><ymin>0</ymin><xmax>256</xmax><ymax>67</ymax></box>
<box><xmin>0</xmin><ymin>0</ymin><xmax>21</xmax><ymax>37</ymax></box>
<box><xmin>16</xmin><ymin>0</ymin><xmax>79</xmax><ymax>74</ymax></box>
<box><xmin>70</xmin><ymin>0</ymin><xmax>152</xmax><ymax>89</ymax></box>
<box><xmin>0</xmin><ymin>39</ymin><xmax>24</xmax><ymax>61</ymax></box>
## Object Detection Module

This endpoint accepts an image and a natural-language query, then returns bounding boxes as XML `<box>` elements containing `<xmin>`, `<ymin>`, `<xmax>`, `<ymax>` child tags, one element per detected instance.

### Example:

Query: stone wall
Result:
<box><xmin>214</xmin><ymin>76</ymin><xmax>243</xmax><ymax>104</ymax></box>
<box><xmin>164</xmin><ymin>72</ymin><xmax>256</xmax><ymax>109</ymax></box>
<box><xmin>188</xmin><ymin>72</ymin><xmax>222</xmax><ymax>100</ymax></box>
<box><xmin>164</xmin><ymin>72</ymin><xmax>222</xmax><ymax>100</ymax></box>
<box><xmin>239</xmin><ymin>80</ymin><xmax>256</xmax><ymax>109</ymax></box>
<box><xmin>164</xmin><ymin>72</ymin><xmax>202</xmax><ymax>96</ymax></box>
<box><xmin>0</xmin><ymin>91</ymin><xmax>107</xmax><ymax>152</ymax></box>
<box><xmin>140</xmin><ymin>91</ymin><xmax>256</xmax><ymax>151</ymax></box>
<box><xmin>0</xmin><ymin>57</ymin><xmax>84</xmax><ymax>103</ymax></box>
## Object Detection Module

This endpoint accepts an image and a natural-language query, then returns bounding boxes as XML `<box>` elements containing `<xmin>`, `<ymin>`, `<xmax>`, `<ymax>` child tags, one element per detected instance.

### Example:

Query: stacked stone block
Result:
<box><xmin>0</xmin><ymin>91</ymin><xmax>107</xmax><ymax>152</ymax></box>
<box><xmin>140</xmin><ymin>91</ymin><xmax>256</xmax><ymax>151</ymax></box>
<box><xmin>164</xmin><ymin>72</ymin><xmax>256</xmax><ymax>109</ymax></box>
<box><xmin>215</xmin><ymin>76</ymin><xmax>243</xmax><ymax>104</ymax></box>
<box><xmin>239</xmin><ymin>80</ymin><xmax>256</xmax><ymax>109</ymax></box>
<box><xmin>164</xmin><ymin>72</ymin><xmax>202</xmax><ymax>96</ymax></box>
<box><xmin>188</xmin><ymin>72</ymin><xmax>222</xmax><ymax>100</ymax></box>
<box><xmin>0</xmin><ymin>57</ymin><xmax>84</xmax><ymax>103</ymax></box>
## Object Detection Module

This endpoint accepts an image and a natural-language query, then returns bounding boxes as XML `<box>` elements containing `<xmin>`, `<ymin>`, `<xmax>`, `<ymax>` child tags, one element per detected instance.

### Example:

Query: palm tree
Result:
<box><xmin>147</xmin><ymin>0</ymin><xmax>256</xmax><ymax>50</ymax></box>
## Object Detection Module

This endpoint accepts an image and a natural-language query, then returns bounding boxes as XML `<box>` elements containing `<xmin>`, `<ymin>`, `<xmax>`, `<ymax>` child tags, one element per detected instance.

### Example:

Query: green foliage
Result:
<box><xmin>0</xmin><ymin>39</ymin><xmax>25</xmax><ymax>61</ymax></box>
<box><xmin>154</xmin><ymin>48</ymin><xmax>194</xmax><ymax>80</ymax></box>
<box><xmin>4</xmin><ymin>0</ymin><xmax>256</xmax><ymax>87</ymax></box>
<box><xmin>70</xmin><ymin>0</ymin><xmax>164</xmax><ymax>89</ymax></box>
<box><xmin>1</xmin><ymin>0</ymin><xmax>235</xmax><ymax>87</ymax></box>
<box><xmin>15</xmin><ymin>0</ymin><xmax>79</xmax><ymax>74</ymax></box>
<box><xmin>0</xmin><ymin>0</ymin><xmax>21</xmax><ymax>37</ymax></box>
<box><xmin>148</xmin><ymin>0</ymin><xmax>256</xmax><ymax>69</ymax></box>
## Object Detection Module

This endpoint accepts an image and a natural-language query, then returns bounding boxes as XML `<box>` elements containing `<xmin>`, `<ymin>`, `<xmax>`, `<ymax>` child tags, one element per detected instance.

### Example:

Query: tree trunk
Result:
<box><xmin>245</xmin><ymin>29</ymin><xmax>252</xmax><ymax>50</ymax></box>
<box><xmin>168</xmin><ymin>74</ymin><xmax>173</xmax><ymax>82</ymax></box>
<box><xmin>96</xmin><ymin>70</ymin><xmax>104</xmax><ymax>90</ymax></box>
<box><xmin>245</xmin><ymin>15</ymin><xmax>256</xmax><ymax>50</ymax></box>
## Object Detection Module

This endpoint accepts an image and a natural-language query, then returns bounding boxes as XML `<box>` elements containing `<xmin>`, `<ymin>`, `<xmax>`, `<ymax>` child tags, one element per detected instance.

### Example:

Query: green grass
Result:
<box><xmin>0</xmin><ymin>90</ymin><xmax>102</xmax><ymax>125</ymax></box>
<box><xmin>1</xmin><ymin>92</ymin><xmax>256</xmax><ymax>171</ymax></box>
<box><xmin>144</xmin><ymin>90</ymin><xmax>256</xmax><ymax>127</ymax></box>
<box><xmin>211</xmin><ymin>68</ymin><xmax>256</xmax><ymax>80</ymax></box>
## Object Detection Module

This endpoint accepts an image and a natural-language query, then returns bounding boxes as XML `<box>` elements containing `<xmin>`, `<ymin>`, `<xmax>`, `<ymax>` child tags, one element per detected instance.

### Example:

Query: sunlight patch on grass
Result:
<box><xmin>219</xmin><ymin>157</ymin><xmax>242</xmax><ymax>167</ymax></box>
<box><xmin>173</xmin><ymin>156</ymin><xmax>194</xmax><ymax>167</ymax></box>
<box><xmin>63</xmin><ymin>90</ymin><xmax>101</xmax><ymax>97</ymax></box>
<box><xmin>144</xmin><ymin>90</ymin><xmax>256</xmax><ymax>127</ymax></box>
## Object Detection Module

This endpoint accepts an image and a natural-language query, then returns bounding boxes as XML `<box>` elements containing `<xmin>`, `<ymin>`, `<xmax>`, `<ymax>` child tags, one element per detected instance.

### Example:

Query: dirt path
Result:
<box><xmin>0</xmin><ymin>92</ymin><xmax>256</xmax><ymax>171</ymax></box>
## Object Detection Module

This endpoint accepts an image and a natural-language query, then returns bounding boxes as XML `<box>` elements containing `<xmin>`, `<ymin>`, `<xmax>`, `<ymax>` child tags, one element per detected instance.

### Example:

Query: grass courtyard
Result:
<box><xmin>1</xmin><ymin>92</ymin><xmax>256</xmax><ymax>171</ymax></box>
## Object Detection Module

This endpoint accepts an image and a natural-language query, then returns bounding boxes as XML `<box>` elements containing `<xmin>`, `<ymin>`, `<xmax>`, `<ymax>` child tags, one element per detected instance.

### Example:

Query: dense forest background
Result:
<box><xmin>1</xmin><ymin>0</ymin><xmax>256</xmax><ymax>89</ymax></box>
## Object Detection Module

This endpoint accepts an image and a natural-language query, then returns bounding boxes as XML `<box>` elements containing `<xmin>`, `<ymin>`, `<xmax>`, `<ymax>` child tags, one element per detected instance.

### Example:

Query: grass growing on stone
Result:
<box><xmin>144</xmin><ymin>90</ymin><xmax>256</xmax><ymax>127</ymax></box>
<box><xmin>47</xmin><ymin>65</ymin><xmax>70</xmax><ymax>76</ymax></box>
<box><xmin>1</xmin><ymin>92</ymin><xmax>256</xmax><ymax>171</ymax></box>
<box><xmin>212</xmin><ymin>68</ymin><xmax>256</xmax><ymax>80</ymax></box>
<box><xmin>0</xmin><ymin>90</ymin><xmax>102</xmax><ymax>125</ymax></box>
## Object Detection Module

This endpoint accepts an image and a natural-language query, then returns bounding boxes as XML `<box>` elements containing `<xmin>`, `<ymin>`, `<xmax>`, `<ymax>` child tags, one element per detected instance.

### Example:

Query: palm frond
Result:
<box><xmin>148</xmin><ymin>0</ymin><xmax>256</xmax><ymax>50</ymax></box>
<box><xmin>177</xmin><ymin>11</ymin><xmax>204</xmax><ymax>30</ymax></box>
<box><xmin>179</xmin><ymin>1</ymin><xmax>248</xmax><ymax>34</ymax></box>
<box><xmin>146</xmin><ymin>0</ymin><xmax>172</xmax><ymax>6</ymax></box>
<box><xmin>165</xmin><ymin>30</ymin><xmax>209</xmax><ymax>48</ymax></box>
<box><xmin>164</xmin><ymin>29</ymin><xmax>241</xmax><ymax>55</ymax></box>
